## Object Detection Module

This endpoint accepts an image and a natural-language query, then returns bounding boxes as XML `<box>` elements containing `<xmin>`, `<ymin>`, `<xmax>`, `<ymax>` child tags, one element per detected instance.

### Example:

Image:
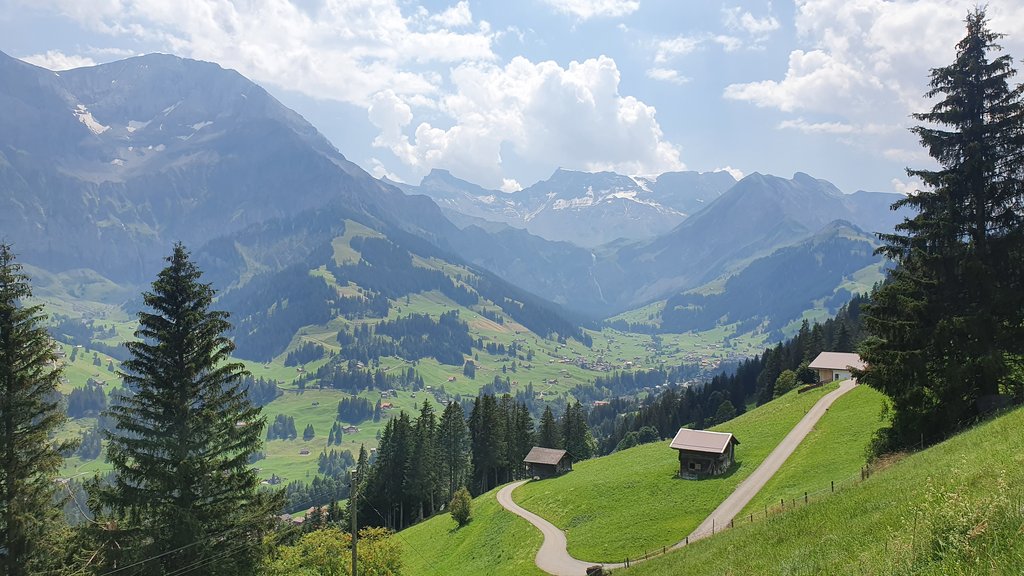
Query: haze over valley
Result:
<box><xmin>1</xmin><ymin>3</ymin><xmax>1023</xmax><ymax>576</ymax></box>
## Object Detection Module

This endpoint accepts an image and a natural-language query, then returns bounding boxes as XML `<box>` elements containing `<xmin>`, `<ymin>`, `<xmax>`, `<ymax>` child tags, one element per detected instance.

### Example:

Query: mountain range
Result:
<box><xmin>393</xmin><ymin>168</ymin><xmax>736</xmax><ymax>247</ymax></box>
<box><xmin>0</xmin><ymin>49</ymin><xmax>910</xmax><ymax>336</ymax></box>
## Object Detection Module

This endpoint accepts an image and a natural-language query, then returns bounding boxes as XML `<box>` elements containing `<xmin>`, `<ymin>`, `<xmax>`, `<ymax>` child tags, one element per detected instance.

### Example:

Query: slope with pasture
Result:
<box><xmin>397</xmin><ymin>486</ymin><xmax>545</xmax><ymax>576</ymax></box>
<box><xmin>624</xmin><ymin>404</ymin><xmax>1024</xmax><ymax>575</ymax></box>
<box><xmin>740</xmin><ymin>383</ymin><xmax>887</xmax><ymax>517</ymax></box>
<box><xmin>513</xmin><ymin>384</ymin><xmax>837</xmax><ymax>562</ymax></box>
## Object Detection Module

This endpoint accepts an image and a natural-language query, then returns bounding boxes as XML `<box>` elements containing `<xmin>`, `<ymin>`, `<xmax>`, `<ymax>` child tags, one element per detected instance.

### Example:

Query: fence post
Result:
<box><xmin>686</xmin><ymin>536</ymin><xmax>689</xmax><ymax>546</ymax></box>
<box><xmin>804</xmin><ymin>491</ymin><xmax>808</xmax><ymax>504</ymax></box>
<box><xmin>781</xmin><ymin>498</ymin><xmax>784</xmax><ymax>509</ymax></box>
<box><xmin>831</xmin><ymin>480</ymin><xmax>834</xmax><ymax>493</ymax></box>
<box><xmin>712</xmin><ymin>518</ymin><xmax>715</xmax><ymax>533</ymax></box>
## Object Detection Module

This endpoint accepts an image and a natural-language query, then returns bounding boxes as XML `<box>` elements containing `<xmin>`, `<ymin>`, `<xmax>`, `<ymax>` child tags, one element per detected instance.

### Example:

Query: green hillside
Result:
<box><xmin>397</xmin><ymin>486</ymin><xmax>545</xmax><ymax>576</ymax></box>
<box><xmin>740</xmin><ymin>384</ymin><xmax>886</xmax><ymax>517</ymax></box>
<box><xmin>38</xmin><ymin>234</ymin><xmax>774</xmax><ymax>483</ymax></box>
<box><xmin>624</xmin><ymin>405</ymin><xmax>1024</xmax><ymax>575</ymax></box>
<box><xmin>394</xmin><ymin>381</ymin><xmax>885</xmax><ymax>574</ymax></box>
<box><xmin>513</xmin><ymin>384</ymin><xmax>838</xmax><ymax>562</ymax></box>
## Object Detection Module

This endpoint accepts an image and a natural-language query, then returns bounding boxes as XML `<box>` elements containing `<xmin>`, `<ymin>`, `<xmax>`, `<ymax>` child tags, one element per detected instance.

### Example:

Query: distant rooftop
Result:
<box><xmin>669</xmin><ymin>429</ymin><xmax>738</xmax><ymax>454</ymax></box>
<box><xmin>808</xmin><ymin>352</ymin><xmax>866</xmax><ymax>371</ymax></box>
<box><xmin>524</xmin><ymin>447</ymin><xmax>569</xmax><ymax>465</ymax></box>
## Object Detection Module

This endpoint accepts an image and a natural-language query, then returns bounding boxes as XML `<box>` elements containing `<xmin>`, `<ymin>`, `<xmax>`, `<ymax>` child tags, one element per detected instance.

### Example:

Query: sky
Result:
<box><xmin>2</xmin><ymin>0</ymin><xmax>1023</xmax><ymax>194</ymax></box>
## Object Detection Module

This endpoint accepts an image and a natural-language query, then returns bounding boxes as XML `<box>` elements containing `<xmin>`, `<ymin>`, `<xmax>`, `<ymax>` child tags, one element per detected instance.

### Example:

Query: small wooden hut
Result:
<box><xmin>524</xmin><ymin>447</ymin><xmax>573</xmax><ymax>479</ymax></box>
<box><xmin>669</xmin><ymin>429</ymin><xmax>739</xmax><ymax>479</ymax></box>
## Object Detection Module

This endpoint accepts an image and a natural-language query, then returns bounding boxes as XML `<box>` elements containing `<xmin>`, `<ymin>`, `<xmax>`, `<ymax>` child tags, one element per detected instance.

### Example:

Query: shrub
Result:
<box><xmin>450</xmin><ymin>487</ymin><xmax>472</xmax><ymax>527</ymax></box>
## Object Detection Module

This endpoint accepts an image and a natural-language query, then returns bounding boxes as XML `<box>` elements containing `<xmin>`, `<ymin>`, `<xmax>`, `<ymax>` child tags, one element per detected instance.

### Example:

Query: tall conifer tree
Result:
<box><xmin>538</xmin><ymin>405</ymin><xmax>561</xmax><ymax>449</ymax></box>
<box><xmin>437</xmin><ymin>401</ymin><xmax>469</xmax><ymax>502</ymax></box>
<box><xmin>408</xmin><ymin>400</ymin><xmax>439</xmax><ymax>520</ymax></box>
<box><xmin>0</xmin><ymin>245</ymin><xmax>72</xmax><ymax>576</ymax></box>
<box><xmin>96</xmin><ymin>244</ymin><xmax>278</xmax><ymax>575</ymax></box>
<box><xmin>861</xmin><ymin>9</ymin><xmax>1024</xmax><ymax>447</ymax></box>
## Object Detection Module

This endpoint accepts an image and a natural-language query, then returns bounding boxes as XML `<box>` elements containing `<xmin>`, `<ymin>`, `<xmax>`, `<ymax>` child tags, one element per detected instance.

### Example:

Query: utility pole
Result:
<box><xmin>351</xmin><ymin>469</ymin><xmax>358</xmax><ymax>576</ymax></box>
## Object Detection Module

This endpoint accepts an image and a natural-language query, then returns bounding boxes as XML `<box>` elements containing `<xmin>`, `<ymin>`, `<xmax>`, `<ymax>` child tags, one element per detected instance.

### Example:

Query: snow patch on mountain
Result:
<box><xmin>127</xmin><ymin>120</ymin><xmax>150</xmax><ymax>133</ymax></box>
<box><xmin>73</xmin><ymin>105</ymin><xmax>109</xmax><ymax>134</ymax></box>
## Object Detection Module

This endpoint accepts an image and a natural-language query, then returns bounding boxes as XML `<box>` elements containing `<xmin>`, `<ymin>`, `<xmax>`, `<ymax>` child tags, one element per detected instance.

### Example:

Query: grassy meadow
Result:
<box><xmin>740</xmin><ymin>383</ymin><xmax>887</xmax><ymax>517</ymax></box>
<box><xmin>513</xmin><ymin>384</ymin><xmax>838</xmax><ymax>562</ymax></box>
<box><xmin>622</xmin><ymin>405</ymin><xmax>1024</xmax><ymax>576</ymax></box>
<box><xmin>398</xmin><ymin>486</ymin><xmax>545</xmax><ymax>576</ymax></box>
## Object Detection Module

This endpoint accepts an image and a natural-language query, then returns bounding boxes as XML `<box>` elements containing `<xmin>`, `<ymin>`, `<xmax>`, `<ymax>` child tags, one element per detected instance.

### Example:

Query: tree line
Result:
<box><xmin>358</xmin><ymin>393</ymin><xmax>595</xmax><ymax>533</ymax></box>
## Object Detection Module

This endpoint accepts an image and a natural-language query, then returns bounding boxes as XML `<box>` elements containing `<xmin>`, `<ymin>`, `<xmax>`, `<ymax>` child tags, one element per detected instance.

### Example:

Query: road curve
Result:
<box><xmin>497</xmin><ymin>379</ymin><xmax>858</xmax><ymax>576</ymax></box>
<box><xmin>497</xmin><ymin>481</ymin><xmax>602</xmax><ymax>576</ymax></box>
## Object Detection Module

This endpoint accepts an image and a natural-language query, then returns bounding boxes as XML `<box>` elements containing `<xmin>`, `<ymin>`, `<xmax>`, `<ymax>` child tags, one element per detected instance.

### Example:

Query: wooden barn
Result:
<box><xmin>669</xmin><ymin>429</ymin><xmax>739</xmax><ymax>479</ymax></box>
<box><xmin>524</xmin><ymin>447</ymin><xmax>573</xmax><ymax>479</ymax></box>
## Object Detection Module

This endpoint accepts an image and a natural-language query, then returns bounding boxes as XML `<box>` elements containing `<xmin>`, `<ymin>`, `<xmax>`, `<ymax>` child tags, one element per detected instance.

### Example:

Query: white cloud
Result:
<box><xmin>369</xmin><ymin>55</ymin><xmax>683</xmax><ymax>188</ymax></box>
<box><xmin>712</xmin><ymin>35</ymin><xmax>744</xmax><ymax>52</ymax></box>
<box><xmin>500</xmin><ymin>178</ymin><xmax>522</xmax><ymax>192</ymax></box>
<box><xmin>725</xmin><ymin>1</ymin><xmax>1024</xmax><ymax>169</ymax></box>
<box><xmin>21</xmin><ymin>50</ymin><xmax>96</xmax><ymax>70</ymax></box>
<box><xmin>723</xmin><ymin>7</ymin><xmax>780</xmax><ymax>36</ymax></box>
<box><xmin>370</xmin><ymin>158</ymin><xmax>404</xmax><ymax>182</ymax></box>
<box><xmin>25</xmin><ymin>0</ymin><xmax>496</xmax><ymax>106</ymax></box>
<box><xmin>778</xmin><ymin>118</ymin><xmax>896</xmax><ymax>135</ymax></box>
<box><xmin>890</xmin><ymin>177</ymin><xmax>921</xmax><ymax>195</ymax></box>
<box><xmin>654</xmin><ymin>35</ymin><xmax>702</xmax><ymax>63</ymax></box>
<box><xmin>541</xmin><ymin>0</ymin><xmax>640</xmax><ymax>20</ymax></box>
<box><xmin>715</xmin><ymin>165</ymin><xmax>745</xmax><ymax>180</ymax></box>
<box><xmin>430</xmin><ymin>1</ymin><xmax>473</xmax><ymax>28</ymax></box>
<box><xmin>883</xmin><ymin>147</ymin><xmax>930</xmax><ymax>164</ymax></box>
<box><xmin>645</xmin><ymin>67</ymin><xmax>688</xmax><ymax>84</ymax></box>
<box><xmin>728</xmin><ymin>1</ymin><xmax>1024</xmax><ymax>117</ymax></box>
<box><xmin>725</xmin><ymin>49</ymin><xmax>886</xmax><ymax>113</ymax></box>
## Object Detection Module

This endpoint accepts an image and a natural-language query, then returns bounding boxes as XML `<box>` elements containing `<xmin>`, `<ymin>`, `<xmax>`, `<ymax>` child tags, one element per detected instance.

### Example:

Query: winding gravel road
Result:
<box><xmin>497</xmin><ymin>379</ymin><xmax>858</xmax><ymax>576</ymax></box>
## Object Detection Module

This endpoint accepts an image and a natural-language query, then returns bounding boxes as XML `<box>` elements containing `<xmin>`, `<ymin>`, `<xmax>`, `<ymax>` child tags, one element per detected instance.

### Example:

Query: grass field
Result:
<box><xmin>740</xmin><ymin>384</ymin><xmax>887</xmax><ymax>517</ymax></box>
<box><xmin>398</xmin><ymin>486</ymin><xmax>545</xmax><ymax>576</ymax></box>
<box><xmin>623</xmin><ymin>405</ymin><xmax>1024</xmax><ymax>576</ymax></box>
<box><xmin>513</xmin><ymin>384</ymin><xmax>838</xmax><ymax>562</ymax></box>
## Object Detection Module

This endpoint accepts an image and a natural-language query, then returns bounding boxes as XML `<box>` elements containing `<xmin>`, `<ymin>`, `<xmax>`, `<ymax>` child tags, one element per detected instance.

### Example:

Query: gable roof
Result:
<box><xmin>524</xmin><ymin>446</ymin><xmax>569</xmax><ymax>465</ymax></box>
<box><xmin>669</xmin><ymin>429</ymin><xmax>738</xmax><ymax>454</ymax></box>
<box><xmin>808</xmin><ymin>352</ymin><xmax>866</xmax><ymax>372</ymax></box>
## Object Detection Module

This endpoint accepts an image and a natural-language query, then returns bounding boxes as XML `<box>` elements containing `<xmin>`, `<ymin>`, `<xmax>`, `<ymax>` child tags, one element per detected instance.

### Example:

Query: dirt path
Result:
<box><xmin>497</xmin><ymin>379</ymin><xmax>858</xmax><ymax>575</ymax></box>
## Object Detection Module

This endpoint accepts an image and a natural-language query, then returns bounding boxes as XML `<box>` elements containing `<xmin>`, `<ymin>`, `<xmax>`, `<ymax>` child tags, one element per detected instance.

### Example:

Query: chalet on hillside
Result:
<box><xmin>669</xmin><ymin>429</ymin><xmax>739</xmax><ymax>479</ymax></box>
<box><xmin>808</xmin><ymin>352</ymin><xmax>866</xmax><ymax>383</ymax></box>
<box><xmin>524</xmin><ymin>447</ymin><xmax>573</xmax><ymax>479</ymax></box>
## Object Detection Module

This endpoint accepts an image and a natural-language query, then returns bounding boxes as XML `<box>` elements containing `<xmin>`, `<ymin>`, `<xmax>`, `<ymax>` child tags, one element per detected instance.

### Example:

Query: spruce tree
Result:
<box><xmin>468</xmin><ymin>395</ymin><xmax>502</xmax><ymax>494</ymax></box>
<box><xmin>408</xmin><ymin>400</ymin><xmax>439</xmax><ymax>521</ymax></box>
<box><xmin>538</xmin><ymin>405</ymin><xmax>561</xmax><ymax>449</ymax></box>
<box><xmin>0</xmin><ymin>245</ymin><xmax>72</xmax><ymax>576</ymax></box>
<box><xmin>437</xmin><ymin>401</ymin><xmax>470</xmax><ymax>502</ymax></box>
<box><xmin>561</xmin><ymin>402</ymin><xmax>594</xmax><ymax>460</ymax></box>
<box><xmin>96</xmin><ymin>244</ymin><xmax>279</xmax><ymax>575</ymax></box>
<box><xmin>861</xmin><ymin>8</ymin><xmax>1024</xmax><ymax>448</ymax></box>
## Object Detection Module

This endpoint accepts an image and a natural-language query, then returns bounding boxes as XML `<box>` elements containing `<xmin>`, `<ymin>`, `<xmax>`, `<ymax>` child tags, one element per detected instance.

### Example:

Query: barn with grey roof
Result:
<box><xmin>669</xmin><ymin>429</ymin><xmax>739</xmax><ymax>479</ymax></box>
